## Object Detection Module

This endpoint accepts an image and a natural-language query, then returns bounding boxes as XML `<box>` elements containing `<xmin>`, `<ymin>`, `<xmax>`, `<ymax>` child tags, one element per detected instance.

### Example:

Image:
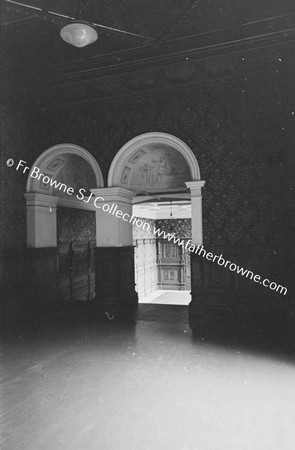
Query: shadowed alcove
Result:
<box><xmin>24</xmin><ymin>144</ymin><xmax>104</xmax><ymax>307</ymax></box>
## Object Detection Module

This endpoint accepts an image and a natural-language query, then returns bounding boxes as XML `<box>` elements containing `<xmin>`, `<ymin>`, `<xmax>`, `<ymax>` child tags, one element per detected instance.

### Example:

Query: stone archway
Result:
<box><xmin>91</xmin><ymin>132</ymin><xmax>205</xmax><ymax>316</ymax></box>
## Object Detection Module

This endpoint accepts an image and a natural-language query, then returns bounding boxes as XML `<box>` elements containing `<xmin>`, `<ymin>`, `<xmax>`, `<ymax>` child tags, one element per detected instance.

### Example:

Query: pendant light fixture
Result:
<box><xmin>5</xmin><ymin>0</ymin><xmax>152</xmax><ymax>48</ymax></box>
<box><xmin>60</xmin><ymin>21</ymin><xmax>98</xmax><ymax>48</ymax></box>
<box><xmin>60</xmin><ymin>0</ymin><xmax>97</xmax><ymax>48</ymax></box>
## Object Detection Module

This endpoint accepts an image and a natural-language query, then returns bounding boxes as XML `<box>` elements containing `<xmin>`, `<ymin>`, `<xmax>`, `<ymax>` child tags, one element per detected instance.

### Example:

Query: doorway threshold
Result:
<box><xmin>139</xmin><ymin>290</ymin><xmax>191</xmax><ymax>305</ymax></box>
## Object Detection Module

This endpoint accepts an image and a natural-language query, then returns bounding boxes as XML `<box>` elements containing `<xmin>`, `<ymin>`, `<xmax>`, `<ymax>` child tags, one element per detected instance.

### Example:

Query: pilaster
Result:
<box><xmin>25</xmin><ymin>193</ymin><xmax>58</xmax><ymax>248</ymax></box>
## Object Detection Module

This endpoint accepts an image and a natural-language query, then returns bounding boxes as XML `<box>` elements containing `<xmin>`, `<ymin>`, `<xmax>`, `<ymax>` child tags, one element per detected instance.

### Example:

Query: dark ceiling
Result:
<box><xmin>1</xmin><ymin>0</ymin><xmax>295</xmax><ymax>105</ymax></box>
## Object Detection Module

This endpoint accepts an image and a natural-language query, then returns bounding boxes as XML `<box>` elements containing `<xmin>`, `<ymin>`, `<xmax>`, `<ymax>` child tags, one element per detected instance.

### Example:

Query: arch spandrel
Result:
<box><xmin>26</xmin><ymin>143</ymin><xmax>103</xmax><ymax>195</ymax></box>
<box><xmin>108</xmin><ymin>132</ymin><xmax>201</xmax><ymax>193</ymax></box>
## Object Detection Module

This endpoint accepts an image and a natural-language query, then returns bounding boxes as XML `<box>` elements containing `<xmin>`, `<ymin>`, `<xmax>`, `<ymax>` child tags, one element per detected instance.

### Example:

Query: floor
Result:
<box><xmin>139</xmin><ymin>290</ymin><xmax>191</xmax><ymax>305</ymax></box>
<box><xmin>1</xmin><ymin>303</ymin><xmax>295</xmax><ymax>450</ymax></box>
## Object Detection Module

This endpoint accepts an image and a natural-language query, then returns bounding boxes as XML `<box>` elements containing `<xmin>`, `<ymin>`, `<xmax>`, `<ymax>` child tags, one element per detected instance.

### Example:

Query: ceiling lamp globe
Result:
<box><xmin>60</xmin><ymin>22</ymin><xmax>98</xmax><ymax>48</ymax></box>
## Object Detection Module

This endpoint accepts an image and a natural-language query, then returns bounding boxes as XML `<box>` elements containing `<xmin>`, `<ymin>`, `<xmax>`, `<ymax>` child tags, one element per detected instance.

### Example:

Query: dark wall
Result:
<box><xmin>0</xmin><ymin>69</ymin><xmax>33</xmax><ymax>252</ymax></box>
<box><xmin>57</xmin><ymin>207</ymin><xmax>95</xmax><ymax>243</ymax></box>
<box><xmin>132</xmin><ymin>218</ymin><xmax>156</xmax><ymax>240</ymax></box>
<box><xmin>156</xmin><ymin>219</ymin><xmax>191</xmax><ymax>238</ymax></box>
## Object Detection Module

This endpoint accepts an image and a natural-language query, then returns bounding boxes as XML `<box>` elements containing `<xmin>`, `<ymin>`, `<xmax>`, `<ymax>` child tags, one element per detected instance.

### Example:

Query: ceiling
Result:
<box><xmin>133</xmin><ymin>200</ymin><xmax>191</xmax><ymax>220</ymax></box>
<box><xmin>2</xmin><ymin>0</ymin><xmax>295</xmax><ymax>104</ymax></box>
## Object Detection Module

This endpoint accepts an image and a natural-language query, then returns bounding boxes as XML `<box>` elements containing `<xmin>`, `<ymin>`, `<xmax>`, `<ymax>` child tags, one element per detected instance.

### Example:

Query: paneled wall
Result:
<box><xmin>155</xmin><ymin>219</ymin><xmax>192</xmax><ymax>291</ymax></box>
<box><xmin>57</xmin><ymin>241</ymin><xmax>95</xmax><ymax>302</ymax></box>
<box><xmin>56</xmin><ymin>207</ymin><xmax>96</xmax><ymax>302</ymax></box>
<box><xmin>156</xmin><ymin>238</ymin><xmax>191</xmax><ymax>291</ymax></box>
<box><xmin>133</xmin><ymin>218</ymin><xmax>157</xmax><ymax>297</ymax></box>
<box><xmin>134</xmin><ymin>239</ymin><xmax>158</xmax><ymax>297</ymax></box>
<box><xmin>133</xmin><ymin>218</ymin><xmax>192</xmax><ymax>296</ymax></box>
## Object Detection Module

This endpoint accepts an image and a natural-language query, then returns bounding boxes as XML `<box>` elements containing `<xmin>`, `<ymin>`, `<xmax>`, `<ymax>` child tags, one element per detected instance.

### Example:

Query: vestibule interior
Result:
<box><xmin>2</xmin><ymin>4</ymin><xmax>295</xmax><ymax>447</ymax></box>
<box><xmin>133</xmin><ymin>198</ymin><xmax>192</xmax><ymax>305</ymax></box>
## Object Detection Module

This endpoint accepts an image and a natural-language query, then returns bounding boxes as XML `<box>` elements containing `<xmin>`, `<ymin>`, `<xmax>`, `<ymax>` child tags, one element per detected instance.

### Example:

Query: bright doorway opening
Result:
<box><xmin>133</xmin><ymin>198</ymin><xmax>192</xmax><ymax>306</ymax></box>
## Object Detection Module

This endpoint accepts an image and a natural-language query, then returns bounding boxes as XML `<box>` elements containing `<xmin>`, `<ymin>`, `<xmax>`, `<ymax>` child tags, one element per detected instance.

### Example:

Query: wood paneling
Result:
<box><xmin>157</xmin><ymin>238</ymin><xmax>191</xmax><ymax>291</ymax></box>
<box><xmin>57</xmin><ymin>241</ymin><xmax>95</xmax><ymax>302</ymax></box>
<box><xmin>94</xmin><ymin>246</ymin><xmax>138</xmax><ymax>314</ymax></box>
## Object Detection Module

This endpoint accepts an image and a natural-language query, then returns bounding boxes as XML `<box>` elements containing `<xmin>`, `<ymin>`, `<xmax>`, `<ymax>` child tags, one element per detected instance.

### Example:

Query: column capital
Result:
<box><xmin>25</xmin><ymin>193</ymin><xmax>58</xmax><ymax>208</ymax></box>
<box><xmin>91</xmin><ymin>187</ymin><xmax>134</xmax><ymax>204</ymax></box>
<box><xmin>185</xmin><ymin>180</ymin><xmax>206</xmax><ymax>197</ymax></box>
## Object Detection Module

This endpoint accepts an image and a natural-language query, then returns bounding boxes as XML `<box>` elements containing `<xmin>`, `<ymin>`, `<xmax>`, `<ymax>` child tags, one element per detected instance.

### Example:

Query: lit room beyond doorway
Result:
<box><xmin>133</xmin><ymin>199</ymin><xmax>192</xmax><ymax>306</ymax></box>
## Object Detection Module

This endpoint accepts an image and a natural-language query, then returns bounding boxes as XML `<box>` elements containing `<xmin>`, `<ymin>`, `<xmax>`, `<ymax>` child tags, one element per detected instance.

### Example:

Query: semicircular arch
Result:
<box><xmin>26</xmin><ymin>143</ymin><xmax>103</xmax><ymax>195</ymax></box>
<box><xmin>107</xmin><ymin>132</ymin><xmax>200</xmax><ymax>194</ymax></box>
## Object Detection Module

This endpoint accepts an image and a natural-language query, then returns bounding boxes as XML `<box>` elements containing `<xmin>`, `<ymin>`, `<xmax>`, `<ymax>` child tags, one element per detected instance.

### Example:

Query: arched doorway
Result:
<box><xmin>91</xmin><ymin>133</ymin><xmax>205</xmax><ymax>315</ymax></box>
<box><xmin>25</xmin><ymin>143</ymin><xmax>104</xmax><ymax>304</ymax></box>
<box><xmin>108</xmin><ymin>132</ymin><xmax>204</xmax><ymax>303</ymax></box>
